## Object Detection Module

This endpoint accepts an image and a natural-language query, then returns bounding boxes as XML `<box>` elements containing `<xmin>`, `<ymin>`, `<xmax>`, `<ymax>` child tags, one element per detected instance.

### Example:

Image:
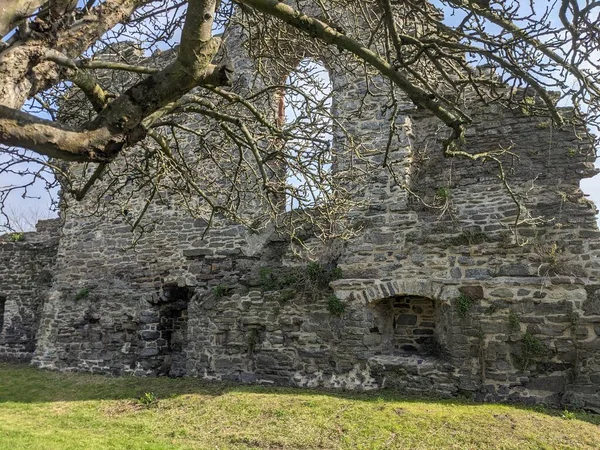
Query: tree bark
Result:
<box><xmin>0</xmin><ymin>0</ymin><xmax>231</xmax><ymax>162</ymax></box>
<box><xmin>0</xmin><ymin>0</ymin><xmax>45</xmax><ymax>39</ymax></box>
<box><xmin>0</xmin><ymin>0</ymin><xmax>147</xmax><ymax>110</ymax></box>
<box><xmin>0</xmin><ymin>105</ymin><xmax>116</xmax><ymax>161</ymax></box>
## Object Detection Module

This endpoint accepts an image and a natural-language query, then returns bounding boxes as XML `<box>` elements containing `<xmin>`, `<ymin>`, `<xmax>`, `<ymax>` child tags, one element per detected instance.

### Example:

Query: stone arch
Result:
<box><xmin>368</xmin><ymin>295</ymin><xmax>440</xmax><ymax>355</ymax></box>
<box><xmin>333</xmin><ymin>279</ymin><xmax>453</xmax><ymax>358</ymax></box>
<box><xmin>333</xmin><ymin>279</ymin><xmax>448</xmax><ymax>305</ymax></box>
<box><xmin>220</xmin><ymin>6</ymin><xmax>414</xmax><ymax>212</ymax></box>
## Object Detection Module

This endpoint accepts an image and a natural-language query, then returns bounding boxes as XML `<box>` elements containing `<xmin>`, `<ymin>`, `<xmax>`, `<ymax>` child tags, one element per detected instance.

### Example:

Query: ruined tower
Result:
<box><xmin>0</xmin><ymin>1</ymin><xmax>599</xmax><ymax>409</ymax></box>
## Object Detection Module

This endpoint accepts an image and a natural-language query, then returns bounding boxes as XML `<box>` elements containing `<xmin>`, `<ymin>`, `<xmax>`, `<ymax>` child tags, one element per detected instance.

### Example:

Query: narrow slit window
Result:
<box><xmin>0</xmin><ymin>296</ymin><xmax>6</xmax><ymax>334</ymax></box>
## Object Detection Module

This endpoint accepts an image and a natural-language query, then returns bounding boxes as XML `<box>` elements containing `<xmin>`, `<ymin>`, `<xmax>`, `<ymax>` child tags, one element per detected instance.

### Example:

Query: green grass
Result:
<box><xmin>0</xmin><ymin>363</ymin><xmax>598</xmax><ymax>449</ymax></box>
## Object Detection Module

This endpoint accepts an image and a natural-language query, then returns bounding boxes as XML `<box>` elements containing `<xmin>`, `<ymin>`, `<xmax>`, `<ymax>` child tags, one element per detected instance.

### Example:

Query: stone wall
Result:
<box><xmin>0</xmin><ymin>1</ymin><xmax>599</xmax><ymax>412</ymax></box>
<box><xmin>0</xmin><ymin>219</ymin><xmax>60</xmax><ymax>360</ymax></box>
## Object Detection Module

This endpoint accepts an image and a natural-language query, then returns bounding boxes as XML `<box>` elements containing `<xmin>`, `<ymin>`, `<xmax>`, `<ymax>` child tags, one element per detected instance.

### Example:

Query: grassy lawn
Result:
<box><xmin>0</xmin><ymin>363</ymin><xmax>598</xmax><ymax>449</ymax></box>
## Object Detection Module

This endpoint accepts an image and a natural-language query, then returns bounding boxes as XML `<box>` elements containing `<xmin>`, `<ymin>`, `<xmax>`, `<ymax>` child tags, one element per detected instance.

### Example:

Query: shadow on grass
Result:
<box><xmin>1</xmin><ymin>362</ymin><xmax>598</xmax><ymax>426</ymax></box>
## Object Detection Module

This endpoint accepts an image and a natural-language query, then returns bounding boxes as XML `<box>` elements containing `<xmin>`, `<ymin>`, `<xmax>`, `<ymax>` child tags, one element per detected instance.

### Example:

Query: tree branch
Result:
<box><xmin>234</xmin><ymin>0</ymin><xmax>471</xmax><ymax>142</ymax></box>
<box><xmin>0</xmin><ymin>0</ymin><xmax>233</xmax><ymax>163</ymax></box>
<box><xmin>0</xmin><ymin>0</ymin><xmax>151</xmax><ymax>109</ymax></box>
<box><xmin>45</xmin><ymin>50</ymin><xmax>160</xmax><ymax>74</ymax></box>
<box><xmin>68</xmin><ymin>70</ymin><xmax>110</xmax><ymax>113</ymax></box>
<box><xmin>0</xmin><ymin>105</ymin><xmax>115</xmax><ymax>161</ymax></box>
<box><xmin>0</xmin><ymin>0</ymin><xmax>44</xmax><ymax>39</ymax></box>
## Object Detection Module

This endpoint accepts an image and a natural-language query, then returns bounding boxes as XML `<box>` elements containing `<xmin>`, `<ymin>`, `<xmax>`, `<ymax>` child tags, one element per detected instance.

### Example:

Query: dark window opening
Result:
<box><xmin>158</xmin><ymin>286</ymin><xmax>193</xmax><ymax>377</ymax></box>
<box><xmin>370</xmin><ymin>295</ymin><xmax>440</xmax><ymax>356</ymax></box>
<box><xmin>0</xmin><ymin>296</ymin><xmax>5</xmax><ymax>335</ymax></box>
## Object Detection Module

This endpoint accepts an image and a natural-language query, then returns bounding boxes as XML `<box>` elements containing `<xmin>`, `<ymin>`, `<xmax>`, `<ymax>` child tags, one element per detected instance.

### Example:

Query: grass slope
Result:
<box><xmin>0</xmin><ymin>363</ymin><xmax>598</xmax><ymax>449</ymax></box>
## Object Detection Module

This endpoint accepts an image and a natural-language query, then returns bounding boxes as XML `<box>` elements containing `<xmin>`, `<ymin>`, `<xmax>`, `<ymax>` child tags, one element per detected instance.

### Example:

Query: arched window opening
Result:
<box><xmin>282</xmin><ymin>59</ymin><xmax>333</xmax><ymax>211</ymax></box>
<box><xmin>369</xmin><ymin>295</ymin><xmax>443</xmax><ymax>357</ymax></box>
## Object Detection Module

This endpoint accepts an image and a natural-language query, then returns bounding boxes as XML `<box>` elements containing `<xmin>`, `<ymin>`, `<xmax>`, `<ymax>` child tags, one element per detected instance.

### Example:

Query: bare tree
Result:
<box><xmin>0</xmin><ymin>205</ymin><xmax>54</xmax><ymax>232</ymax></box>
<box><xmin>0</xmin><ymin>0</ymin><xmax>598</xmax><ymax>239</ymax></box>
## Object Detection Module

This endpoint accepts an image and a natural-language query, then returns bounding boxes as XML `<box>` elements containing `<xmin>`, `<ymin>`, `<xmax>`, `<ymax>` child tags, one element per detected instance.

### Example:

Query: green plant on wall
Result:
<box><xmin>507</xmin><ymin>311</ymin><xmax>521</xmax><ymax>333</ymax></box>
<box><xmin>305</xmin><ymin>262</ymin><xmax>343</xmax><ymax>289</ymax></box>
<box><xmin>212</xmin><ymin>284</ymin><xmax>230</xmax><ymax>298</ymax></box>
<box><xmin>258</xmin><ymin>267</ymin><xmax>301</xmax><ymax>292</ymax></box>
<box><xmin>305</xmin><ymin>262</ymin><xmax>323</xmax><ymax>282</ymax></box>
<box><xmin>327</xmin><ymin>295</ymin><xmax>346</xmax><ymax>316</ymax></box>
<box><xmin>257</xmin><ymin>263</ymin><xmax>344</xmax><ymax>316</ymax></box>
<box><xmin>516</xmin><ymin>332</ymin><xmax>547</xmax><ymax>370</ymax></box>
<box><xmin>533</xmin><ymin>241</ymin><xmax>582</xmax><ymax>277</ymax></box>
<box><xmin>435</xmin><ymin>186</ymin><xmax>451</xmax><ymax>201</ymax></box>
<box><xmin>455</xmin><ymin>294</ymin><xmax>474</xmax><ymax>319</ymax></box>
<box><xmin>276</xmin><ymin>289</ymin><xmax>295</xmax><ymax>303</ymax></box>
<box><xmin>74</xmin><ymin>288</ymin><xmax>90</xmax><ymax>301</ymax></box>
<box><xmin>9</xmin><ymin>232</ymin><xmax>24</xmax><ymax>242</ymax></box>
<box><xmin>257</xmin><ymin>263</ymin><xmax>342</xmax><ymax>294</ymax></box>
<box><xmin>536</xmin><ymin>242</ymin><xmax>566</xmax><ymax>272</ymax></box>
<box><xmin>543</xmin><ymin>242</ymin><xmax>561</xmax><ymax>267</ymax></box>
<box><xmin>258</xmin><ymin>268</ymin><xmax>279</xmax><ymax>292</ymax></box>
<box><xmin>432</xmin><ymin>186</ymin><xmax>456</xmax><ymax>221</ymax></box>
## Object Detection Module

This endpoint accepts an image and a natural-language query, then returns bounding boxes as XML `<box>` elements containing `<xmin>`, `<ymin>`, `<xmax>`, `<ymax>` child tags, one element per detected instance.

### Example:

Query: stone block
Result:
<box><xmin>183</xmin><ymin>248</ymin><xmax>214</xmax><ymax>257</ymax></box>
<box><xmin>496</xmin><ymin>264</ymin><xmax>531</xmax><ymax>277</ymax></box>
<box><xmin>459</xmin><ymin>285</ymin><xmax>484</xmax><ymax>300</ymax></box>
<box><xmin>139</xmin><ymin>312</ymin><xmax>160</xmax><ymax>324</ymax></box>
<box><xmin>489</xmin><ymin>288</ymin><xmax>513</xmax><ymax>298</ymax></box>
<box><xmin>465</xmin><ymin>269</ymin><xmax>491</xmax><ymax>280</ymax></box>
<box><xmin>450</xmin><ymin>267</ymin><xmax>462</xmax><ymax>279</ymax></box>
<box><xmin>139</xmin><ymin>348</ymin><xmax>159</xmax><ymax>357</ymax></box>
<box><xmin>396</xmin><ymin>314</ymin><xmax>418</xmax><ymax>326</ymax></box>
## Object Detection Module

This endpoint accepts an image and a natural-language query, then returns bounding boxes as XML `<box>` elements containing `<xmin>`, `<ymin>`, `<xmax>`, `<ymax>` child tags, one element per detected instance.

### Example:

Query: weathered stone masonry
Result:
<box><xmin>0</xmin><ymin>219</ymin><xmax>60</xmax><ymax>360</ymax></box>
<box><xmin>1</xmin><ymin>2</ymin><xmax>600</xmax><ymax>410</ymax></box>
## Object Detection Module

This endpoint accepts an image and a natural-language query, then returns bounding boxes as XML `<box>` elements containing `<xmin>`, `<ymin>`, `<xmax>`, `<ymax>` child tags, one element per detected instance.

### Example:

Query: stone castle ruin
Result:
<box><xmin>1</xmin><ymin>2</ymin><xmax>600</xmax><ymax>410</ymax></box>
